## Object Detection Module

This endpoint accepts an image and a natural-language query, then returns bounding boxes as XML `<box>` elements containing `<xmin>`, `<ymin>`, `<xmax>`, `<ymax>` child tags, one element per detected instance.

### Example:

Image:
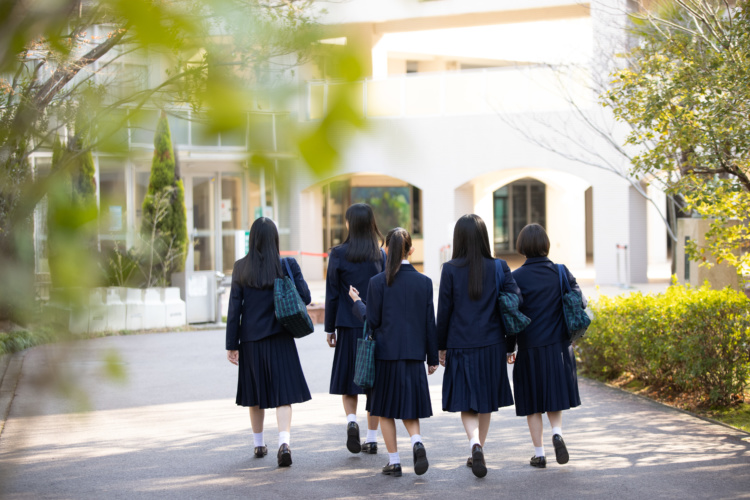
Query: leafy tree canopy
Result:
<box><xmin>605</xmin><ymin>0</ymin><xmax>750</xmax><ymax>281</ymax></box>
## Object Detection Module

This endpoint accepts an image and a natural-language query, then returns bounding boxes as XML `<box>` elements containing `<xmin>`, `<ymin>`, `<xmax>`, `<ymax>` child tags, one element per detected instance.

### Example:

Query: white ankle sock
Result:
<box><xmin>552</xmin><ymin>427</ymin><xmax>562</xmax><ymax>437</ymax></box>
<box><xmin>253</xmin><ymin>432</ymin><xmax>264</xmax><ymax>447</ymax></box>
<box><xmin>535</xmin><ymin>446</ymin><xmax>545</xmax><ymax>458</ymax></box>
<box><xmin>469</xmin><ymin>436</ymin><xmax>480</xmax><ymax>451</ymax></box>
<box><xmin>388</xmin><ymin>452</ymin><xmax>401</xmax><ymax>465</ymax></box>
<box><xmin>278</xmin><ymin>431</ymin><xmax>290</xmax><ymax>447</ymax></box>
<box><xmin>366</xmin><ymin>429</ymin><xmax>378</xmax><ymax>443</ymax></box>
<box><xmin>346</xmin><ymin>413</ymin><xmax>357</xmax><ymax>423</ymax></box>
<box><xmin>410</xmin><ymin>434</ymin><xmax>422</xmax><ymax>447</ymax></box>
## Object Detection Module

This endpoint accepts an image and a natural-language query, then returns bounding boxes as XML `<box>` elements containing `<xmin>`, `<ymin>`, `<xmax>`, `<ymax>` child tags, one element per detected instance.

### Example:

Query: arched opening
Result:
<box><xmin>315</xmin><ymin>174</ymin><xmax>424</xmax><ymax>271</ymax></box>
<box><xmin>492</xmin><ymin>178</ymin><xmax>546</xmax><ymax>256</ymax></box>
<box><xmin>455</xmin><ymin>168</ymin><xmax>591</xmax><ymax>275</ymax></box>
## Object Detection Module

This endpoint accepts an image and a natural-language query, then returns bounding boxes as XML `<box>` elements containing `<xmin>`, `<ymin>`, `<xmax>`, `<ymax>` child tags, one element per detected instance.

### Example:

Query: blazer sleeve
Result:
<box><xmin>425</xmin><ymin>281</ymin><xmax>439</xmax><ymax>366</ymax></box>
<box><xmin>288</xmin><ymin>258</ymin><xmax>311</xmax><ymax>305</ymax></box>
<box><xmin>352</xmin><ymin>300</ymin><xmax>367</xmax><ymax>323</ymax></box>
<box><xmin>365</xmin><ymin>277</ymin><xmax>383</xmax><ymax>334</ymax></box>
<box><xmin>436</xmin><ymin>265</ymin><xmax>453</xmax><ymax>351</ymax></box>
<box><xmin>225</xmin><ymin>261</ymin><xmax>243</xmax><ymax>350</ymax></box>
<box><xmin>324</xmin><ymin>250</ymin><xmax>339</xmax><ymax>333</ymax></box>
<box><xmin>500</xmin><ymin>260</ymin><xmax>523</xmax><ymax>307</ymax></box>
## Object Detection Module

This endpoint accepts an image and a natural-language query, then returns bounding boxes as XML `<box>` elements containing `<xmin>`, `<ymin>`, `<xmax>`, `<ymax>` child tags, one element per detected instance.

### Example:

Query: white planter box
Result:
<box><xmin>142</xmin><ymin>288</ymin><xmax>166</xmax><ymax>330</ymax></box>
<box><xmin>88</xmin><ymin>289</ymin><xmax>107</xmax><ymax>333</ymax></box>
<box><xmin>104</xmin><ymin>287</ymin><xmax>127</xmax><ymax>332</ymax></box>
<box><xmin>64</xmin><ymin>287</ymin><xmax>186</xmax><ymax>334</ymax></box>
<box><xmin>162</xmin><ymin>287</ymin><xmax>187</xmax><ymax>327</ymax></box>
<box><xmin>122</xmin><ymin>288</ymin><xmax>144</xmax><ymax>331</ymax></box>
<box><xmin>69</xmin><ymin>305</ymin><xmax>89</xmax><ymax>335</ymax></box>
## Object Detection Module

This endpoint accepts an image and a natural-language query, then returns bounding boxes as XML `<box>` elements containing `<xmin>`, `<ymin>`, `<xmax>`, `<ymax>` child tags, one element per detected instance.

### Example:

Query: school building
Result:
<box><xmin>33</xmin><ymin>0</ymin><xmax>668</xmax><ymax>291</ymax></box>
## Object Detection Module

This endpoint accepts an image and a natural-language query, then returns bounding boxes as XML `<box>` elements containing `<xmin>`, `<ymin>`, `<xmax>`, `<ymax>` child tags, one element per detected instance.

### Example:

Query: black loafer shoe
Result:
<box><xmin>277</xmin><ymin>444</ymin><xmax>292</xmax><ymax>467</ymax></box>
<box><xmin>529</xmin><ymin>455</ymin><xmax>546</xmax><ymax>468</ymax></box>
<box><xmin>413</xmin><ymin>442</ymin><xmax>429</xmax><ymax>476</ymax></box>
<box><xmin>254</xmin><ymin>445</ymin><xmax>268</xmax><ymax>458</ymax></box>
<box><xmin>361</xmin><ymin>441</ymin><xmax>378</xmax><ymax>454</ymax></box>
<box><xmin>346</xmin><ymin>422</ymin><xmax>361</xmax><ymax>453</ymax></box>
<box><xmin>471</xmin><ymin>444</ymin><xmax>487</xmax><ymax>478</ymax></box>
<box><xmin>466</xmin><ymin>456</ymin><xmax>472</xmax><ymax>468</ymax></box>
<box><xmin>553</xmin><ymin>434</ymin><xmax>569</xmax><ymax>464</ymax></box>
<box><xmin>382</xmin><ymin>462</ymin><xmax>402</xmax><ymax>477</ymax></box>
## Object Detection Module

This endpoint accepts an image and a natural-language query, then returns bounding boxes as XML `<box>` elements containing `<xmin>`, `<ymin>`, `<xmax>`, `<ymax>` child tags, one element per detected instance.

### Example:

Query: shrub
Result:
<box><xmin>0</xmin><ymin>328</ymin><xmax>57</xmax><ymax>356</ymax></box>
<box><xmin>577</xmin><ymin>281</ymin><xmax>750</xmax><ymax>406</ymax></box>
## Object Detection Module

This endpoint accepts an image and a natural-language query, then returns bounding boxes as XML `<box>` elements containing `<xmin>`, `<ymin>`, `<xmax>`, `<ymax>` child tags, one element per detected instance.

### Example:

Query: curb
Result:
<box><xmin>582</xmin><ymin>376</ymin><xmax>750</xmax><ymax>439</ymax></box>
<box><xmin>0</xmin><ymin>352</ymin><xmax>25</xmax><ymax>439</ymax></box>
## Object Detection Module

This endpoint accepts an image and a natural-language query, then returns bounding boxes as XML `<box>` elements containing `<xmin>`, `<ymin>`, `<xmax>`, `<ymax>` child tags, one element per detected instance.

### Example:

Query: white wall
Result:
<box><xmin>646</xmin><ymin>185</ymin><xmax>669</xmax><ymax>265</ymax></box>
<box><xmin>317</xmin><ymin>0</ymin><xmax>587</xmax><ymax>26</ymax></box>
<box><xmin>291</xmin><ymin>111</ymin><xmax>648</xmax><ymax>285</ymax></box>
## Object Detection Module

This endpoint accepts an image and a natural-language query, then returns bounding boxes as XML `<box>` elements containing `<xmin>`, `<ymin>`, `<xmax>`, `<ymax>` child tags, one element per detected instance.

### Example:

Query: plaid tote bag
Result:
<box><xmin>353</xmin><ymin>320</ymin><xmax>375</xmax><ymax>389</ymax></box>
<box><xmin>274</xmin><ymin>258</ymin><xmax>314</xmax><ymax>338</ymax></box>
<box><xmin>495</xmin><ymin>259</ymin><xmax>531</xmax><ymax>335</ymax></box>
<box><xmin>557</xmin><ymin>264</ymin><xmax>591</xmax><ymax>342</ymax></box>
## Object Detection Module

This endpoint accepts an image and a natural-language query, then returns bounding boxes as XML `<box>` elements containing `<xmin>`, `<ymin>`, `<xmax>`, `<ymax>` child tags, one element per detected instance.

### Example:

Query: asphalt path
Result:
<box><xmin>1</xmin><ymin>327</ymin><xmax>749</xmax><ymax>499</ymax></box>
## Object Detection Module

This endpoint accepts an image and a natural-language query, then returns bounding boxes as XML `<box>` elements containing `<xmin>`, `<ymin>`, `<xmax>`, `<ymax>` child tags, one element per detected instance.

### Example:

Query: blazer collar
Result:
<box><xmin>522</xmin><ymin>256</ymin><xmax>552</xmax><ymax>266</ymax></box>
<box><xmin>399</xmin><ymin>263</ymin><xmax>417</xmax><ymax>272</ymax></box>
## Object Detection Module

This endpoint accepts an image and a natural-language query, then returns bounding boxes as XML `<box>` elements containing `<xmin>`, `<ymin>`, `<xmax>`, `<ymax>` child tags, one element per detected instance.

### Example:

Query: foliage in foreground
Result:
<box><xmin>577</xmin><ymin>281</ymin><xmax>750</xmax><ymax>406</ymax></box>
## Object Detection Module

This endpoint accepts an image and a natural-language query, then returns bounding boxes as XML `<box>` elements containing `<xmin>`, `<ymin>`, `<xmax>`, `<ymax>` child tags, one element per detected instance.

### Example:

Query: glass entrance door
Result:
<box><xmin>220</xmin><ymin>173</ymin><xmax>243</xmax><ymax>274</ymax></box>
<box><xmin>192</xmin><ymin>176</ymin><xmax>216</xmax><ymax>271</ymax></box>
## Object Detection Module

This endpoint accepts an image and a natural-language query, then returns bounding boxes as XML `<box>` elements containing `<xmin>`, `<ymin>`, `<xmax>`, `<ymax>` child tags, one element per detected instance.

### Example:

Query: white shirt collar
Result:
<box><xmin>401</xmin><ymin>260</ymin><xmax>410</xmax><ymax>264</ymax></box>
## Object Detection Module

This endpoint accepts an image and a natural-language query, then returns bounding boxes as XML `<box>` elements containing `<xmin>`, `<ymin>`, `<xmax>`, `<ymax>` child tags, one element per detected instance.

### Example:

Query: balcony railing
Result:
<box><xmin>307</xmin><ymin>65</ymin><xmax>592</xmax><ymax>120</ymax></box>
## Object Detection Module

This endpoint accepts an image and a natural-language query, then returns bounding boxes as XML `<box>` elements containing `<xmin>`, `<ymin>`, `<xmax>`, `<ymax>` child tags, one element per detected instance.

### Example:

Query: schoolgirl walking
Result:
<box><xmin>325</xmin><ymin>203</ymin><xmax>385</xmax><ymax>453</ymax></box>
<box><xmin>364</xmin><ymin>227</ymin><xmax>439</xmax><ymax>477</ymax></box>
<box><xmin>509</xmin><ymin>223</ymin><xmax>582</xmax><ymax>468</ymax></box>
<box><xmin>225</xmin><ymin>217</ymin><xmax>312</xmax><ymax>467</ymax></box>
<box><xmin>436</xmin><ymin>214</ymin><xmax>521</xmax><ymax>478</ymax></box>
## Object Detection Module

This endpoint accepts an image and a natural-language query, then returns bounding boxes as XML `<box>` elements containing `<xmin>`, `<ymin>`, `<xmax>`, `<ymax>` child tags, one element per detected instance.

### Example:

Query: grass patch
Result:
<box><xmin>0</xmin><ymin>327</ymin><xmax>57</xmax><ymax>356</ymax></box>
<box><xmin>704</xmin><ymin>403</ymin><xmax>750</xmax><ymax>433</ymax></box>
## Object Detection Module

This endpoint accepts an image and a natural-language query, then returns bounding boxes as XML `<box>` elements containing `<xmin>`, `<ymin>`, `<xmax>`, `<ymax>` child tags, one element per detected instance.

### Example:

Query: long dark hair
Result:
<box><xmin>239</xmin><ymin>217</ymin><xmax>282</xmax><ymax>289</ymax></box>
<box><xmin>343</xmin><ymin>203</ymin><xmax>383</xmax><ymax>263</ymax></box>
<box><xmin>385</xmin><ymin>227</ymin><xmax>412</xmax><ymax>286</ymax></box>
<box><xmin>451</xmin><ymin>214</ymin><xmax>493</xmax><ymax>300</ymax></box>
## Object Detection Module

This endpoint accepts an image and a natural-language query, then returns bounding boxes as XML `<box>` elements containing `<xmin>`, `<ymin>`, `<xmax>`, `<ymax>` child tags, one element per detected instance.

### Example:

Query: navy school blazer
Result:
<box><xmin>510</xmin><ymin>256</ymin><xmax>582</xmax><ymax>351</ymax></box>
<box><xmin>325</xmin><ymin>243</ymin><xmax>385</xmax><ymax>332</ymax></box>
<box><xmin>436</xmin><ymin>257</ymin><xmax>522</xmax><ymax>351</ymax></box>
<box><xmin>365</xmin><ymin>264</ymin><xmax>439</xmax><ymax>366</ymax></box>
<box><xmin>225</xmin><ymin>257</ymin><xmax>311</xmax><ymax>349</ymax></box>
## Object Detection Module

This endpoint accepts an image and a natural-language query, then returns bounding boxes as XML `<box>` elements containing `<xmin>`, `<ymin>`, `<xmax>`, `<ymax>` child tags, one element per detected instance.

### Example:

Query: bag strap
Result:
<box><xmin>362</xmin><ymin>319</ymin><xmax>369</xmax><ymax>340</ymax></box>
<box><xmin>494</xmin><ymin>259</ymin><xmax>505</xmax><ymax>297</ymax></box>
<box><xmin>282</xmin><ymin>258</ymin><xmax>294</xmax><ymax>280</ymax></box>
<box><xmin>557</xmin><ymin>264</ymin><xmax>565</xmax><ymax>296</ymax></box>
<box><xmin>558</xmin><ymin>263</ymin><xmax>573</xmax><ymax>293</ymax></box>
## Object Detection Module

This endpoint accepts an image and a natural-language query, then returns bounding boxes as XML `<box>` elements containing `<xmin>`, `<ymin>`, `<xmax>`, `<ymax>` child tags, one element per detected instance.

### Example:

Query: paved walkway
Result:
<box><xmin>1</xmin><ymin>328</ymin><xmax>749</xmax><ymax>499</ymax></box>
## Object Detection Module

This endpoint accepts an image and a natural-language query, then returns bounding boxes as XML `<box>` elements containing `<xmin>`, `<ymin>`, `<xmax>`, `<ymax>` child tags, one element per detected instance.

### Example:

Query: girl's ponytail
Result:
<box><xmin>385</xmin><ymin>227</ymin><xmax>412</xmax><ymax>286</ymax></box>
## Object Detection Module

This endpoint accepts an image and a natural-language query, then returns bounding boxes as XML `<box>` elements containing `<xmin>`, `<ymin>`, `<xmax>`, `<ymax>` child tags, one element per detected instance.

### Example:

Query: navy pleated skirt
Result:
<box><xmin>442</xmin><ymin>342</ymin><xmax>514</xmax><ymax>413</ymax></box>
<box><xmin>513</xmin><ymin>341</ymin><xmax>581</xmax><ymax>416</ymax></box>
<box><xmin>236</xmin><ymin>332</ymin><xmax>312</xmax><ymax>409</ymax></box>
<box><xmin>368</xmin><ymin>359</ymin><xmax>433</xmax><ymax>420</ymax></box>
<box><xmin>329</xmin><ymin>327</ymin><xmax>367</xmax><ymax>396</ymax></box>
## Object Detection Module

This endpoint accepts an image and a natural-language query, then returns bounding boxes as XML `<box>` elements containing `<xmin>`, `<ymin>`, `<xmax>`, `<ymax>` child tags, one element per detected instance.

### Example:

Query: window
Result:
<box><xmin>493</xmin><ymin>179</ymin><xmax>546</xmax><ymax>255</ymax></box>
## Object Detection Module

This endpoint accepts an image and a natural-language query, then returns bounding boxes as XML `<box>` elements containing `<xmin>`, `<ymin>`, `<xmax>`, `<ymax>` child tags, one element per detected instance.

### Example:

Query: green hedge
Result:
<box><xmin>577</xmin><ymin>282</ymin><xmax>750</xmax><ymax>406</ymax></box>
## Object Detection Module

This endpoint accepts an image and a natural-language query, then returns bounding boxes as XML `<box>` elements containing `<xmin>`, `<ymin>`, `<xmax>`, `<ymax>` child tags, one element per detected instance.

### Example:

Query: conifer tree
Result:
<box><xmin>141</xmin><ymin>112</ymin><xmax>188</xmax><ymax>284</ymax></box>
